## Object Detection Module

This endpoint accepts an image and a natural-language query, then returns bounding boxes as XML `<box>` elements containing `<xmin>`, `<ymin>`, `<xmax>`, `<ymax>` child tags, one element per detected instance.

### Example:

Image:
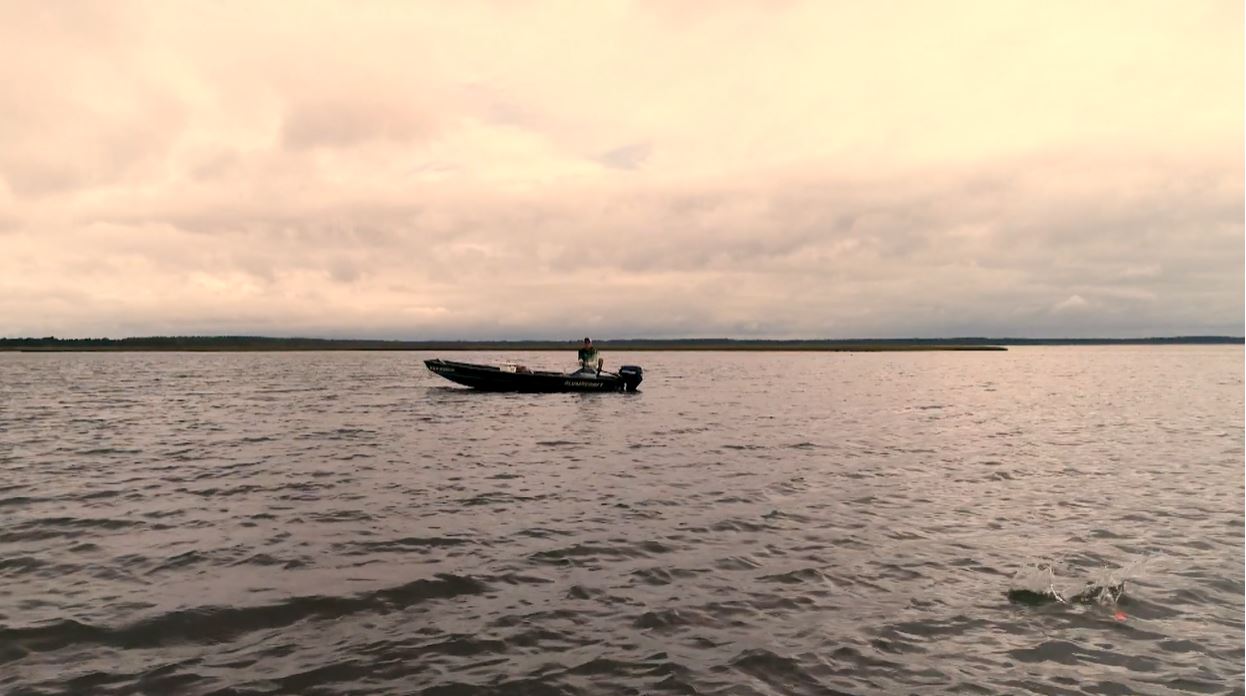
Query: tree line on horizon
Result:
<box><xmin>0</xmin><ymin>335</ymin><xmax>1240</xmax><ymax>351</ymax></box>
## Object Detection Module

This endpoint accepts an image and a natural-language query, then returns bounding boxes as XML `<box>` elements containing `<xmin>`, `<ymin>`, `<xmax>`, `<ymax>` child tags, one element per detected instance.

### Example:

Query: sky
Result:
<box><xmin>0</xmin><ymin>0</ymin><xmax>1242</xmax><ymax>339</ymax></box>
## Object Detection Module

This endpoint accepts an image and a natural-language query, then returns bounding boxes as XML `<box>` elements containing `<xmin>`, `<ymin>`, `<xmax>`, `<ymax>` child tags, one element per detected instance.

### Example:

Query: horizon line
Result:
<box><xmin>4</xmin><ymin>335</ymin><xmax>1242</xmax><ymax>343</ymax></box>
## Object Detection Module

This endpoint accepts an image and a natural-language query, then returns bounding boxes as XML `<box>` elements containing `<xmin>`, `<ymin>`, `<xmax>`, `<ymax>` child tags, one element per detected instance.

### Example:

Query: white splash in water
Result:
<box><xmin>1009</xmin><ymin>557</ymin><xmax>1150</xmax><ymax>605</ymax></box>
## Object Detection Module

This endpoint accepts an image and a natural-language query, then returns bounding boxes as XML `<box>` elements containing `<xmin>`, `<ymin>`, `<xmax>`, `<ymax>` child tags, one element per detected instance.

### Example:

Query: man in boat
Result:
<box><xmin>577</xmin><ymin>337</ymin><xmax>603</xmax><ymax>374</ymax></box>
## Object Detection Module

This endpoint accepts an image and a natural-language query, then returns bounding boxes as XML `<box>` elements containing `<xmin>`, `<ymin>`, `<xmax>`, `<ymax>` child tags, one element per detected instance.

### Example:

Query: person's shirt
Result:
<box><xmin>577</xmin><ymin>346</ymin><xmax>598</xmax><ymax>368</ymax></box>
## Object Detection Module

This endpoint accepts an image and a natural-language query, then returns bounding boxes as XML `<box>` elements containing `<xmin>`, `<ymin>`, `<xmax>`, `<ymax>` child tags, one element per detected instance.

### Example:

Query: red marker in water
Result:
<box><xmin>1114</xmin><ymin>611</ymin><xmax>1127</xmax><ymax>621</ymax></box>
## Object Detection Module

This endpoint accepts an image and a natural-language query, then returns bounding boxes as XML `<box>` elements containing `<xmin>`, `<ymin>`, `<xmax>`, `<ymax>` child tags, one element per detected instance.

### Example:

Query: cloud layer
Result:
<box><xmin>1</xmin><ymin>1</ymin><xmax>1241</xmax><ymax>338</ymax></box>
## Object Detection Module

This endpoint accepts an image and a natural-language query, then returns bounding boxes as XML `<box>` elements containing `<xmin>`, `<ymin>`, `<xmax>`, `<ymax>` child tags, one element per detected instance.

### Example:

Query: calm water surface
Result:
<box><xmin>1</xmin><ymin>347</ymin><xmax>1242</xmax><ymax>695</ymax></box>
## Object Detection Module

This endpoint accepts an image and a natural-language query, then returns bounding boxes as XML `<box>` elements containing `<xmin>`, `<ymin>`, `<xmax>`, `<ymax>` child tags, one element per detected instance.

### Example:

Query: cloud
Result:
<box><xmin>1051</xmin><ymin>295</ymin><xmax>1090</xmax><ymax>314</ymax></box>
<box><xmin>282</xmin><ymin>98</ymin><xmax>438</xmax><ymax>150</ymax></box>
<box><xmin>596</xmin><ymin>143</ymin><xmax>652</xmax><ymax>171</ymax></box>
<box><xmin>0</xmin><ymin>1</ymin><xmax>1240</xmax><ymax>338</ymax></box>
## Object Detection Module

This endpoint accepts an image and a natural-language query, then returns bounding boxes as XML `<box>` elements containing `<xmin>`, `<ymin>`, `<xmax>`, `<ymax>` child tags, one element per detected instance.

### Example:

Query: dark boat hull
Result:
<box><xmin>424</xmin><ymin>359</ymin><xmax>642</xmax><ymax>392</ymax></box>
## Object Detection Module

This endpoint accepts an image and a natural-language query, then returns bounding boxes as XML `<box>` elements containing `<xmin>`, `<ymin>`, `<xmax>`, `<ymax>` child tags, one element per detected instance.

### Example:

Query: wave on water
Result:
<box><xmin>0</xmin><ymin>573</ymin><xmax>488</xmax><ymax>663</ymax></box>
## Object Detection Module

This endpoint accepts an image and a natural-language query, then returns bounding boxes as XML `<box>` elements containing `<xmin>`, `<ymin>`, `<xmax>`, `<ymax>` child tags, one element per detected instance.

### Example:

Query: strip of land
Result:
<box><xmin>1</xmin><ymin>336</ymin><xmax>1242</xmax><ymax>352</ymax></box>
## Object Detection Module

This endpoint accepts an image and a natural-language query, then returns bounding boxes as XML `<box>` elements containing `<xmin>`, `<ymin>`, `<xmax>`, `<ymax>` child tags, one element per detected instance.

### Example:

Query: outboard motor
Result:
<box><xmin>618</xmin><ymin>365</ymin><xmax>643</xmax><ymax>392</ymax></box>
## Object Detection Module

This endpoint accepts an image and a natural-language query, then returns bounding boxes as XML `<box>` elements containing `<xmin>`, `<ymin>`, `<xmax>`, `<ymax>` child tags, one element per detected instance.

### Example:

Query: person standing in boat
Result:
<box><xmin>577</xmin><ymin>337</ymin><xmax>603</xmax><ymax>373</ymax></box>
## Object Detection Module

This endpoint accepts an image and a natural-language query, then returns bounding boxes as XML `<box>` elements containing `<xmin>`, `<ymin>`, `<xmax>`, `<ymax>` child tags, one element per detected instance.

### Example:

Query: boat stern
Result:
<box><xmin>618</xmin><ymin>365</ymin><xmax>643</xmax><ymax>392</ymax></box>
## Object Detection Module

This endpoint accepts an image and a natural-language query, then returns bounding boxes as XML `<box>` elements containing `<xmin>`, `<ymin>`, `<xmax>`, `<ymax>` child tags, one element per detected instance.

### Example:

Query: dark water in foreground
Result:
<box><xmin>1</xmin><ymin>347</ymin><xmax>1242</xmax><ymax>695</ymax></box>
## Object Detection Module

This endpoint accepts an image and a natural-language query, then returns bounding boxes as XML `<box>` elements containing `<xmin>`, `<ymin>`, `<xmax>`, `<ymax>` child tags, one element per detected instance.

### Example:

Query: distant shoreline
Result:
<box><xmin>2</xmin><ymin>336</ymin><xmax>1242</xmax><ymax>352</ymax></box>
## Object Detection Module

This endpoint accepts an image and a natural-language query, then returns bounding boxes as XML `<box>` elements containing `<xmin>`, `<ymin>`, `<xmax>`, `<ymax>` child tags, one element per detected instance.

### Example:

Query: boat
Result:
<box><xmin>424</xmin><ymin>359</ymin><xmax>644</xmax><ymax>392</ymax></box>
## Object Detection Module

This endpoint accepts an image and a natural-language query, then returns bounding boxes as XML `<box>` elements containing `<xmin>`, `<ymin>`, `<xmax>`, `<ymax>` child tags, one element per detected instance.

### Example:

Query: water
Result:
<box><xmin>1</xmin><ymin>347</ymin><xmax>1242</xmax><ymax>695</ymax></box>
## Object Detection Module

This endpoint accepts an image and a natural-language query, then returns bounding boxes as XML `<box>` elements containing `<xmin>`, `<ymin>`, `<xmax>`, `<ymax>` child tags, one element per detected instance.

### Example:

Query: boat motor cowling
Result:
<box><xmin>618</xmin><ymin>365</ymin><xmax>643</xmax><ymax>392</ymax></box>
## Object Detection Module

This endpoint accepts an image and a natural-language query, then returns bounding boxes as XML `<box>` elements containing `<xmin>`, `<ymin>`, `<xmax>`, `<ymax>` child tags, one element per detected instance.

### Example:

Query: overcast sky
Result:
<box><xmin>1</xmin><ymin>1</ymin><xmax>1241</xmax><ymax>339</ymax></box>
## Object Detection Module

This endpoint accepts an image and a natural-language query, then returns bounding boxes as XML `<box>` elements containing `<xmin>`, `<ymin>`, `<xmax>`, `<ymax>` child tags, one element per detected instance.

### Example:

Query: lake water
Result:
<box><xmin>1</xmin><ymin>347</ymin><xmax>1242</xmax><ymax>695</ymax></box>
